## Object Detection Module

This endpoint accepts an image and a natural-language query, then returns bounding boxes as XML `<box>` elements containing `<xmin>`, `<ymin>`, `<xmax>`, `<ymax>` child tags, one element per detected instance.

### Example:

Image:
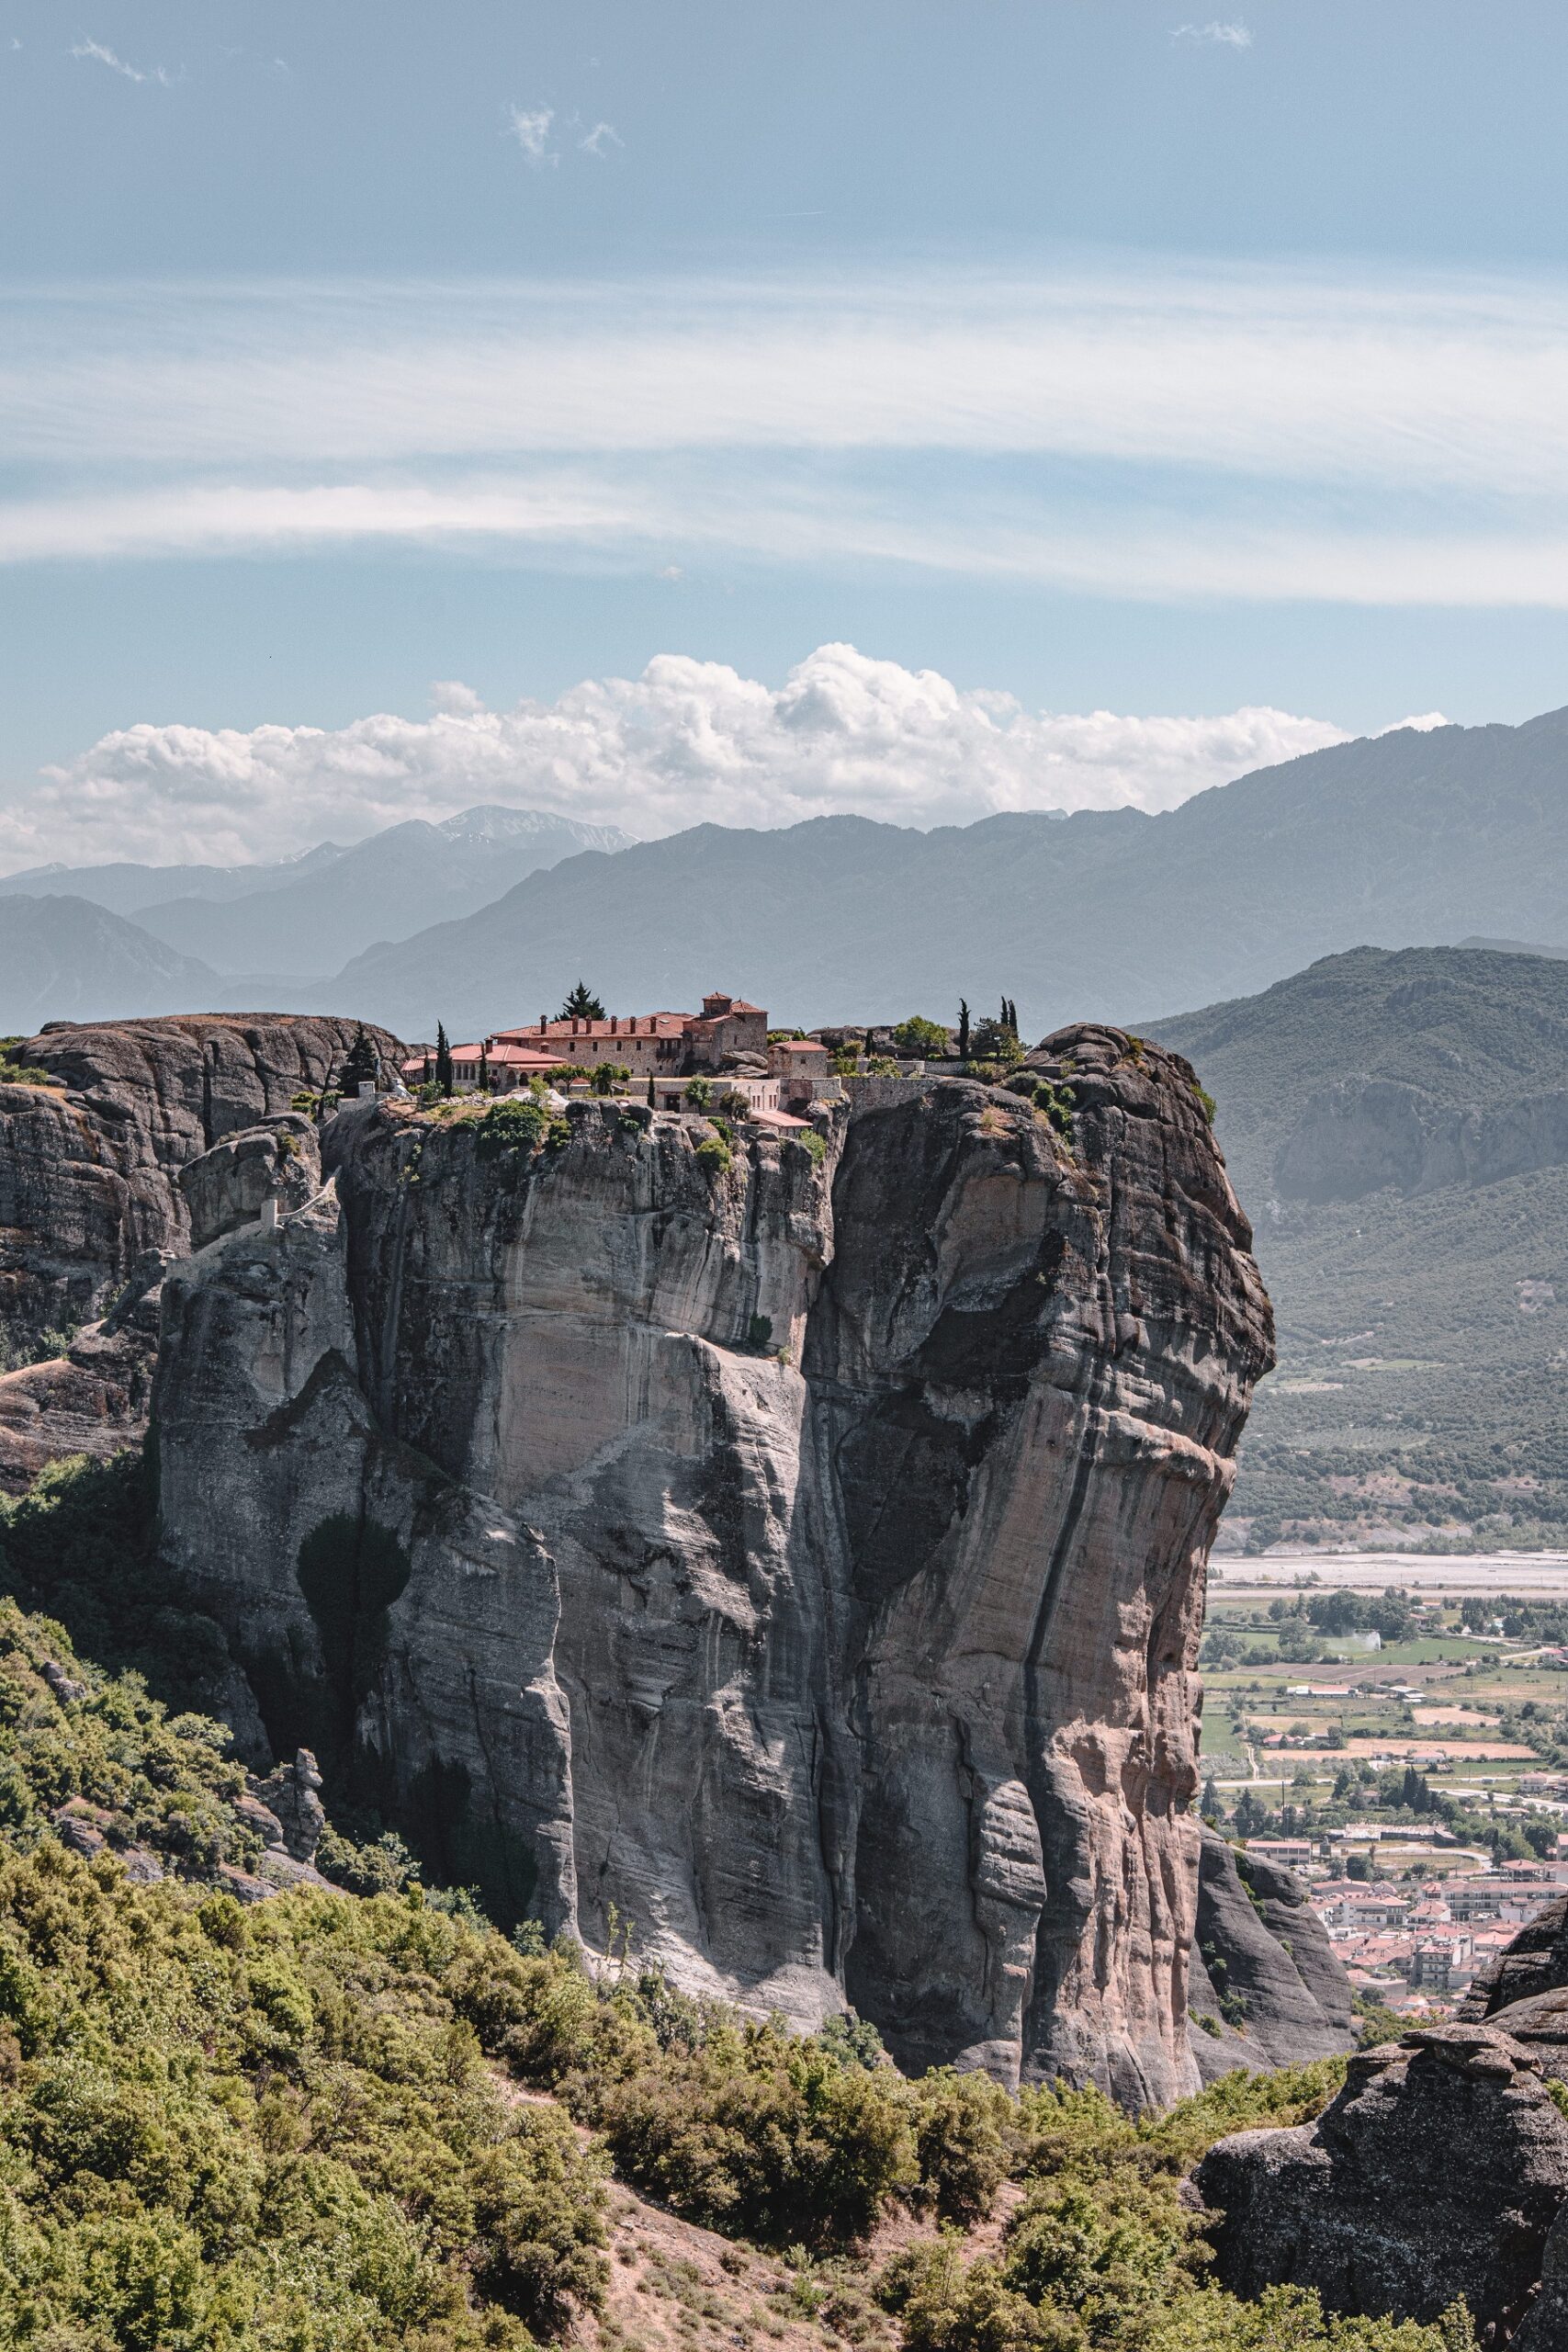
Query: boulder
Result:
<box><xmin>1196</xmin><ymin>2022</ymin><xmax>1568</xmax><ymax>2334</ymax></box>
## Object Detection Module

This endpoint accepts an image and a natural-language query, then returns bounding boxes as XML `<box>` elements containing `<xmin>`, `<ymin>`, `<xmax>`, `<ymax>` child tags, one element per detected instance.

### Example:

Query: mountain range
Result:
<box><xmin>2</xmin><ymin>703</ymin><xmax>1566</xmax><ymax>1039</ymax></box>
<box><xmin>0</xmin><ymin>805</ymin><xmax>633</xmax><ymax>999</ymax></box>
<box><xmin>1151</xmin><ymin>944</ymin><xmax>1568</xmax><ymax>1552</ymax></box>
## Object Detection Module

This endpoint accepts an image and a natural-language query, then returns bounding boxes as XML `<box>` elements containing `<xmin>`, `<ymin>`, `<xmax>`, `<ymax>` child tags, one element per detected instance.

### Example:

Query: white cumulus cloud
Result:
<box><xmin>0</xmin><ymin>644</ymin><xmax>1349</xmax><ymax>871</ymax></box>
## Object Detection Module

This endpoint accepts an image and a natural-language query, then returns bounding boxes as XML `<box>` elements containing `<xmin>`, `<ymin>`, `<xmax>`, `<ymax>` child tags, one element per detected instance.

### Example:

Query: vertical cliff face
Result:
<box><xmin>152</xmin><ymin>1031</ymin><xmax>1271</xmax><ymax>2104</ymax></box>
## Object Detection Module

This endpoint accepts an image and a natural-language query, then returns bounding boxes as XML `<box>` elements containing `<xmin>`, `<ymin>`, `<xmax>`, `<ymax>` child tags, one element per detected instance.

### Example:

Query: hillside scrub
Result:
<box><xmin>0</xmin><ymin>1571</ymin><xmax>1478</xmax><ymax>2352</ymax></box>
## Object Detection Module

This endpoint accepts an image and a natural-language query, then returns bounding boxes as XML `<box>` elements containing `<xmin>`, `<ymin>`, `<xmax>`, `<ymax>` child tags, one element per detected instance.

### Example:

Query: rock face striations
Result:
<box><xmin>152</xmin><ymin>1031</ymin><xmax>1272</xmax><ymax>2103</ymax></box>
<box><xmin>0</xmin><ymin>1015</ymin><xmax>397</xmax><ymax>1487</ymax></box>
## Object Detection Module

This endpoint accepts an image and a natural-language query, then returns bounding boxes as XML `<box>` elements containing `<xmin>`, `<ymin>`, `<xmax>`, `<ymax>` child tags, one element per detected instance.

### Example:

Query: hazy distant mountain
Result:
<box><xmin>0</xmin><ymin>841</ymin><xmax>347</xmax><ymax>921</ymax></box>
<box><xmin>1149</xmin><ymin>944</ymin><xmax>1568</xmax><ymax>1551</ymax></box>
<box><xmin>0</xmin><ymin>898</ymin><xmax>222</xmax><ymax>1034</ymax></box>
<box><xmin>0</xmin><ymin>807</ymin><xmax>635</xmax><ymax>976</ymax></box>
<box><xmin>331</xmin><ymin>707</ymin><xmax>1568</xmax><ymax>1039</ymax></box>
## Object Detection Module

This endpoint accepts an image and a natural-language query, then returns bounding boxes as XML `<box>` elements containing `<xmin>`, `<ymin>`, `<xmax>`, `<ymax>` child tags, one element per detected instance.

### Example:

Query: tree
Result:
<box><xmin>646</xmin><ymin>1078</ymin><xmax>656</xmax><ymax>1106</ymax></box>
<box><xmin>559</xmin><ymin>981</ymin><xmax>606</xmax><ymax>1021</ymax></box>
<box><xmin>684</xmin><ymin>1077</ymin><xmax>712</xmax><ymax>1111</ymax></box>
<box><xmin>968</xmin><ymin>1016</ymin><xmax>1023</xmax><ymax>1068</ymax></box>
<box><xmin>591</xmin><ymin>1061</ymin><xmax>629</xmax><ymax>1096</ymax></box>
<box><xmin>892</xmin><ymin>1015</ymin><xmax>950</xmax><ymax>1059</ymax></box>
<box><xmin>999</xmin><ymin>998</ymin><xmax>1019</xmax><ymax>1036</ymax></box>
<box><xmin>957</xmin><ymin>1000</ymin><xmax>970</xmax><ymax>1062</ymax></box>
<box><xmin>434</xmin><ymin>1022</ymin><xmax>454</xmax><ymax>1099</ymax></box>
<box><xmin>341</xmin><ymin>1023</ymin><xmax>379</xmax><ymax>1093</ymax></box>
<box><xmin>478</xmin><ymin>1046</ymin><xmax>491</xmax><ymax>1095</ymax></box>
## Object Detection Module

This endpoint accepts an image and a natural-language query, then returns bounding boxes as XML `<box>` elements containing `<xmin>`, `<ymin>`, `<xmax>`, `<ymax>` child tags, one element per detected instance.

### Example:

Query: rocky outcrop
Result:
<box><xmin>0</xmin><ymin>1015</ymin><xmax>399</xmax><ymax>1353</ymax></box>
<box><xmin>0</xmin><ymin>1251</ymin><xmax>166</xmax><ymax>1495</ymax></box>
<box><xmin>0</xmin><ymin>1017</ymin><xmax>397</xmax><ymax>1480</ymax></box>
<box><xmin>1197</xmin><ymin>2022</ymin><xmax>1568</xmax><ymax>2335</ymax></box>
<box><xmin>152</xmin><ymin>1028</ymin><xmax>1273</xmax><ymax>2103</ymax></box>
<box><xmin>1460</xmin><ymin>1894</ymin><xmax>1568</xmax><ymax>2021</ymax></box>
<box><xmin>179</xmin><ymin>1114</ymin><xmax>322</xmax><ymax>1250</ymax></box>
<box><xmin>1188</xmin><ymin>1827</ymin><xmax>1355</xmax><ymax>2081</ymax></box>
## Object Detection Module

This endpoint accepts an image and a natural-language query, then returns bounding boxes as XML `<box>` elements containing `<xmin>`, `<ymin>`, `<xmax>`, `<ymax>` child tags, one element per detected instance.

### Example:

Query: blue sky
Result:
<box><xmin>2</xmin><ymin>1</ymin><xmax>1566</xmax><ymax>865</ymax></box>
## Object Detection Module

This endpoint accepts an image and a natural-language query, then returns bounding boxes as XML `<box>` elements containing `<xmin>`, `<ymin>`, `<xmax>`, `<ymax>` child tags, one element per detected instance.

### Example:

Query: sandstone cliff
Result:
<box><xmin>0</xmin><ymin>1015</ymin><xmax>397</xmax><ymax>1486</ymax></box>
<box><xmin>152</xmin><ymin>1030</ymin><xmax>1271</xmax><ymax>2103</ymax></box>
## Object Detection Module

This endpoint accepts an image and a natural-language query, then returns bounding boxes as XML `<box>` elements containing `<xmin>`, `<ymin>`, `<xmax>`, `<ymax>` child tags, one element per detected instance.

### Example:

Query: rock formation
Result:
<box><xmin>1187</xmin><ymin>1826</ymin><xmax>1355</xmax><ymax>2081</ymax></box>
<box><xmin>152</xmin><ymin>1029</ymin><xmax>1272</xmax><ymax>2103</ymax></box>
<box><xmin>1197</xmin><ymin>1896</ymin><xmax>1568</xmax><ymax>2335</ymax></box>
<box><xmin>0</xmin><ymin>1015</ymin><xmax>397</xmax><ymax>1482</ymax></box>
<box><xmin>1197</xmin><ymin>2022</ymin><xmax>1568</xmax><ymax>2335</ymax></box>
<box><xmin>1460</xmin><ymin>1893</ymin><xmax>1568</xmax><ymax>2021</ymax></box>
<box><xmin>0</xmin><ymin>1014</ymin><xmax>399</xmax><ymax>1351</ymax></box>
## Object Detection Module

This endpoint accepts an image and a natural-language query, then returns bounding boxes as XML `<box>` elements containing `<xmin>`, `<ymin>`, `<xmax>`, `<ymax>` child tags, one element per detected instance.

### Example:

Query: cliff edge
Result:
<box><xmin>152</xmin><ymin>1030</ymin><xmax>1273</xmax><ymax>2103</ymax></box>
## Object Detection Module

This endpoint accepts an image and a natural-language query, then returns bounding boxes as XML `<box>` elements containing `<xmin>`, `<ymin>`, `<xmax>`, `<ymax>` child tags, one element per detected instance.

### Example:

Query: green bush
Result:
<box><xmin>0</xmin><ymin>1038</ymin><xmax>57</xmax><ymax>1088</ymax></box>
<box><xmin>473</xmin><ymin>1096</ymin><xmax>569</xmax><ymax>1160</ymax></box>
<box><xmin>695</xmin><ymin>1134</ymin><xmax>732</xmax><ymax>1177</ymax></box>
<box><xmin>592</xmin><ymin>2019</ymin><xmax>917</xmax><ymax>2245</ymax></box>
<box><xmin>911</xmin><ymin>2069</ymin><xmax>1015</xmax><ymax>2223</ymax></box>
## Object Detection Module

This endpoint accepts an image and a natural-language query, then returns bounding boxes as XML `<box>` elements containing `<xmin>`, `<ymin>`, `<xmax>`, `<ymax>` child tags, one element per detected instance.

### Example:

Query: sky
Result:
<box><xmin>2</xmin><ymin>0</ymin><xmax>1566</xmax><ymax>867</ymax></box>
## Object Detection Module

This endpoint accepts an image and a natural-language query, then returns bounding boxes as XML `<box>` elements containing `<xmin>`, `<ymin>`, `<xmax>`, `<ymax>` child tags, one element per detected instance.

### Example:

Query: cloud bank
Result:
<box><xmin>0</xmin><ymin>643</ymin><xmax>1351</xmax><ymax>870</ymax></box>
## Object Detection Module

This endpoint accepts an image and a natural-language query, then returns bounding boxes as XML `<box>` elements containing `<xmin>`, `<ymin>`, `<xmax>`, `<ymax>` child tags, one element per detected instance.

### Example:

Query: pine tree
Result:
<box><xmin>434</xmin><ymin>1022</ymin><xmax>454</xmax><ymax>1098</ymax></box>
<box><xmin>957</xmin><ymin>999</ymin><xmax>971</xmax><ymax>1062</ymax></box>
<box><xmin>559</xmin><ymin>981</ymin><xmax>606</xmax><ymax>1022</ymax></box>
<box><xmin>342</xmin><ymin>1023</ymin><xmax>378</xmax><ymax>1091</ymax></box>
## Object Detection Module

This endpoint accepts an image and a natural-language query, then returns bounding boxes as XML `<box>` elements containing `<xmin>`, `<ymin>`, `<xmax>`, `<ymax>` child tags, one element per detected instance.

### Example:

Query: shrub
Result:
<box><xmin>593</xmin><ymin>2021</ymin><xmax>917</xmax><ymax>2246</ymax></box>
<box><xmin>911</xmin><ymin>2069</ymin><xmax>1015</xmax><ymax>2223</ymax></box>
<box><xmin>695</xmin><ymin>1135</ymin><xmax>732</xmax><ymax>1178</ymax></box>
<box><xmin>0</xmin><ymin>1039</ymin><xmax>56</xmax><ymax>1088</ymax></box>
<box><xmin>793</xmin><ymin>1127</ymin><xmax>827</xmax><ymax>1166</ymax></box>
<box><xmin>683</xmin><ymin>1078</ymin><xmax>713</xmax><ymax>1111</ymax></box>
<box><xmin>473</xmin><ymin>1098</ymin><xmax>567</xmax><ymax>1162</ymax></box>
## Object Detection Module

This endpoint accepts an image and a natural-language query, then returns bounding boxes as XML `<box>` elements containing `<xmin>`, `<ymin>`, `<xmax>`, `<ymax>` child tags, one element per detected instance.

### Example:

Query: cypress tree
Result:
<box><xmin>957</xmin><ymin>999</ymin><xmax>970</xmax><ymax>1062</ymax></box>
<box><xmin>434</xmin><ymin>1022</ymin><xmax>454</xmax><ymax>1098</ymax></box>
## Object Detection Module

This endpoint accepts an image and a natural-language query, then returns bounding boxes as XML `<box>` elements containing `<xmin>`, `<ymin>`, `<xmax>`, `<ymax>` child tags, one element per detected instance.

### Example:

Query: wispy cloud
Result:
<box><xmin>579</xmin><ymin>121</ymin><xmax>623</xmax><ymax>157</ymax></box>
<box><xmin>0</xmin><ymin>643</ymin><xmax>1350</xmax><ymax>868</ymax></box>
<box><xmin>3</xmin><ymin>261</ymin><xmax>1567</xmax><ymax>606</ymax></box>
<box><xmin>508</xmin><ymin>104</ymin><xmax>557</xmax><ymax>165</ymax></box>
<box><xmin>69</xmin><ymin>35</ymin><xmax>175</xmax><ymax>85</ymax></box>
<box><xmin>1172</xmin><ymin>22</ymin><xmax>1253</xmax><ymax>48</ymax></box>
